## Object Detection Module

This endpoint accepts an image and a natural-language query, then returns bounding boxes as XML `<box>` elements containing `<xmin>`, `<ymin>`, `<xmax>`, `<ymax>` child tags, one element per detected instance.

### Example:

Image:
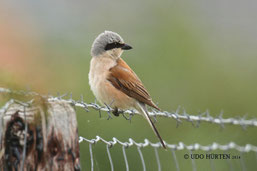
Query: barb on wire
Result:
<box><xmin>1</xmin><ymin>87</ymin><xmax>257</xmax><ymax>129</ymax></box>
<box><xmin>78</xmin><ymin>136</ymin><xmax>257</xmax><ymax>153</ymax></box>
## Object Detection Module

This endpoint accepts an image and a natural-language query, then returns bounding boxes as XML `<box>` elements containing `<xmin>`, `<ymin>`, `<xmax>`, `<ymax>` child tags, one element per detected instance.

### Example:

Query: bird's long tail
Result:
<box><xmin>137</xmin><ymin>102</ymin><xmax>166</xmax><ymax>149</ymax></box>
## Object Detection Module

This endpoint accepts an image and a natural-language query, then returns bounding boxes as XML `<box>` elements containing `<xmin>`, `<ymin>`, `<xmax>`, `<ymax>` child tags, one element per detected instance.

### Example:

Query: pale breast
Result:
<box><xmin>89</xmin><ymin>56</ymin><xmax>136</xmax><ymax>109</ymax></box>
<box><xmin>89</xmin><ymin>56</ymin><xmax>116</xmax><ymax>104</ymax></box>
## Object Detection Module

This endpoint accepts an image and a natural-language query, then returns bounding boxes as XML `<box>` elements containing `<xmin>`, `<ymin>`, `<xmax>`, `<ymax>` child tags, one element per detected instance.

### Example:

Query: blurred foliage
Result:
<box><xmin>1</xmin><ymin>0</ymin><xmax>257</xmax><ymax>170</ymax></box>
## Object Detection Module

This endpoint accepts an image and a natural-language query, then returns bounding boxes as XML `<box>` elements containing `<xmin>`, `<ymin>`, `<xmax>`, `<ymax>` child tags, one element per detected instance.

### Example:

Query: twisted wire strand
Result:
<box><xmin>1</xmin><ymin>87</ymin><xmax>257</xmax><ymax>128</ymax></box>
<box><xmin>78</xmin><ymin>136</ymin><xmax>257</xmax><ymax>153</ymax></box>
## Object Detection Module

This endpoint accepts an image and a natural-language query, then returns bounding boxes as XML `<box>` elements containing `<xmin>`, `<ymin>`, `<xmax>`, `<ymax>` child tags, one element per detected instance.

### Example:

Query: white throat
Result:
<box><xmin>106</xmin><ymin>48</ymin><xmax>123</xmax><ymax>59</ymax></box>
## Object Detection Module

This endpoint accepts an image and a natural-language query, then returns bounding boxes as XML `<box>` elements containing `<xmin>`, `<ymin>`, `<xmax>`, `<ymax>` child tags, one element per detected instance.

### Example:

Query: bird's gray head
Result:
<box><xmin>91</xmin><ymin>31</ymin><xmax>132</xmax><ymax>58</ymax></box>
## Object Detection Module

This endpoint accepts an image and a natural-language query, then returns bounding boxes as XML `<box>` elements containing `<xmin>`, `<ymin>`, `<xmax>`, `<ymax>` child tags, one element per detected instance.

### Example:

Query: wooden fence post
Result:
<box><xmin>0</xmin><ymin>96</ymin><xmax>80</xmax><ymax>170</ymax></box>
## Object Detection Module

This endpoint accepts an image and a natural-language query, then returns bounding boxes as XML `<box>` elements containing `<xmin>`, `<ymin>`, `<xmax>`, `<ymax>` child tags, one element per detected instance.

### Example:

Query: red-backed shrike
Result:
<box><xmin>89</xmin><ymin>31</ymin><xmax>166</xmax><ymax>148</ymax></box>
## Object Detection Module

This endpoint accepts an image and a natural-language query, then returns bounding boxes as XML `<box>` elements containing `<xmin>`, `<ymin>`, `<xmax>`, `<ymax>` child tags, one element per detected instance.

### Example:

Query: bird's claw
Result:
<box><xmin>112</xmin><ymin>107</ymin><xmax>123</xmax><ymax>117</ymax></box>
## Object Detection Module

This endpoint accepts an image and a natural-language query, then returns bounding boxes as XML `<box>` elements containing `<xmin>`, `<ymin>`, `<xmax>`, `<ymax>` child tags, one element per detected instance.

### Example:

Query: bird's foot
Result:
<box><xmin>112</xmin><ymin>107</ymin><xmax>123</xmax><ymax>117</ymax></box>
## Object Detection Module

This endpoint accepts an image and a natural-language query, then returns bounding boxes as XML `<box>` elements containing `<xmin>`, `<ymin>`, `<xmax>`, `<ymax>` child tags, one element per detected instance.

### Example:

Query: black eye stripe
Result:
<box><xmin>105</xmin><ymin>42</ymin><xmax>124</xmax><ymax>50</ymax></box>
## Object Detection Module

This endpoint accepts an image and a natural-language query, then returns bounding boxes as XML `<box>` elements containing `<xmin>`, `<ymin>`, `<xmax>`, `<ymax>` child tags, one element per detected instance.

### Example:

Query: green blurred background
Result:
<box><xmin>1</xmin><ymin>0</ymin><xmax>257</xmax><ymax>170</ymax></box>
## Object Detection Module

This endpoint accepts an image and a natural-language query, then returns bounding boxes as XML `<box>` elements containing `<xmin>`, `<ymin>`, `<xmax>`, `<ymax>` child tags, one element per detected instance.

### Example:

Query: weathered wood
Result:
<box><xmin>0</xmin><ymin>97</ymin><xmax>80</xmax><ymax>171</ymax></box>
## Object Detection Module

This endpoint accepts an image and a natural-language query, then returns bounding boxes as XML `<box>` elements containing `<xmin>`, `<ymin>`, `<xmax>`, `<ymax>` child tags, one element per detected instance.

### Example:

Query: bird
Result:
<box><xmin>89</xmin><ymin>31</ymin><xmax>166</xmax><ymax>148</ymax></box>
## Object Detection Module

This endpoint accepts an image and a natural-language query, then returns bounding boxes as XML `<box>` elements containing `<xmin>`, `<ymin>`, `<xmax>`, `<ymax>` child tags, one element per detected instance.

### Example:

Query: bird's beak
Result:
<box><xmin>121</xmin><ymin>44</ymin><xmax>133</xmax><ymax>50</ymax></box>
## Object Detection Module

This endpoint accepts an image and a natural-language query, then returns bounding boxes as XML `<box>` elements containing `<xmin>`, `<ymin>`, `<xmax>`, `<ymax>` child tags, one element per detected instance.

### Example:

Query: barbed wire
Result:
<box><xmin>1</xmin><ymin>87</ymin><xmax>257</xmax><ymax>170</ymax></box>
<box><xmin>1</xmin><ymin>87</ymin><xmax>256</xmax><ymax>129</ymax></box>
<box><xmin>79</xmin><ymin>135</ymin><xmax>257</xmax><ymax>171</ymax></box>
